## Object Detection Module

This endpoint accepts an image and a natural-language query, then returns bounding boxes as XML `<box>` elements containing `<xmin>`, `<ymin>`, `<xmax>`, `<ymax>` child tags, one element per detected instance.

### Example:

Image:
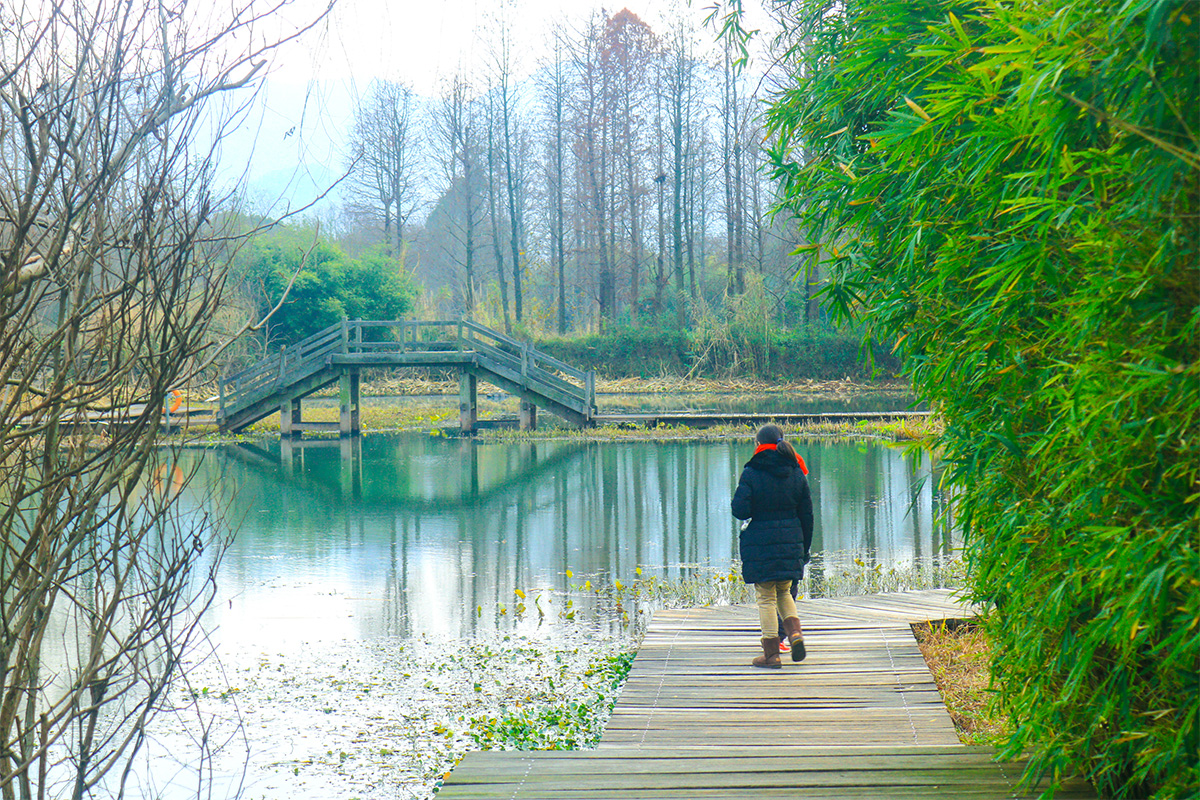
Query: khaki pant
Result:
<box><xmin>755</xmin><ymin>580</ymin><xmax>798</xmax><ymax>639</ymax></box>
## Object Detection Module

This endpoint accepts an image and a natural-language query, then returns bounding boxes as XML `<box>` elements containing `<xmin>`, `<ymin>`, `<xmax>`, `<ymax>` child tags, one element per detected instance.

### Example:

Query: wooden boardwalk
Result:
<box><xmin>439</xmin><ymin>590</ymin><xmax>1097</xmax><ymax>799</ymax></box>
<box><xmin>591</xmin><ymin>410</ymin><xmax>929</xmax><ymax>430</ymax></box>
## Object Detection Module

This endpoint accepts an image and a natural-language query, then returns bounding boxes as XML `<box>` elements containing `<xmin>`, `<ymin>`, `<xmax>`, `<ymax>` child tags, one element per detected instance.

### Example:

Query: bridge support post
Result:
<box><xmin>340</xmin><ymin>368</ymin><xmax>361</xmax><ymax>436</ymax></box>
<box><xmin>280</xmin><ymin>397</ymin><xmax>302</xmax><ymax>437</ymax></box>
<box><xmin>340</xmin><ymin>436</ymin><xmax>362</xmax><ymax>499</ymax></box>
<box><xmin>458</xmin><ymin>369</ymin><xmax>477</xmax><ymax>433</ymax></box>
<box><xmin>280</xmin><ymin>436</ymin><xmax>297</xmax><ymax>478</ymax></box>
<box><xmin>520</xmin><ymin>399</ymin><xmax>538</xmax><ymax>431</ymax></box>
<box><xmin>461</xmin><ymin>437</ymin><xmax>479</xmax><ymax>496</ymax></box>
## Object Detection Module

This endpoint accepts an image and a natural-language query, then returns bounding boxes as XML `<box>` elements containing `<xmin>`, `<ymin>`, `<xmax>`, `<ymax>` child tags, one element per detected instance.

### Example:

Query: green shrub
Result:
<box><xmin>232</xmin><ymin>226</ymin><xmax>417</xmax><ymax>344</ymax></box>
<box><xmin>536</xmin><ymin>324</ymin><xmax>895</xmax><ymax>380</ymax></box>
<box><xmin>761</xmin><ymin>0</ymin><xmax>1198</xmax><ymax>796</ymax></box>
<box><xmin>538</xmin><ymin>326</ymin><xmax>691</xmax><ymax>377</ymax></box>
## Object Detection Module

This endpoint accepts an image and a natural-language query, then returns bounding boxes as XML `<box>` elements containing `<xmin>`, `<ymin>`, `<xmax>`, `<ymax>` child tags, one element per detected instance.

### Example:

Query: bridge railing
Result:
<box><xmin>457</xmin><ymin>320</ymin><xmax>595</xmax><ymax>415</ymax></box>
<box><xmin>219</xmin><ymin>319</ymin><xmax>596</xmax><ymax>423</ymax></box>
<box><xmin>219</xmin><ymin>323</ymin><xmax>346</xmax><ymax>421</ymax></box>
<box><xmin>349</xmin><ymin>320</ymin><xmax>461</xmax><ymax>352</ymax></box>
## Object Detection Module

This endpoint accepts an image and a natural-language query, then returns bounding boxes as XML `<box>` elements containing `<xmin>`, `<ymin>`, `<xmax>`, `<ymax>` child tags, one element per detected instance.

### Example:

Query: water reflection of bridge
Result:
<box><xmin>201</xmin><ymin>436</ymin><xmax>743</xmax><ymax>641</ymax></box>
<box><xmin>221</xmin><ymin>436</ymin><xmax>593</xmax><ymax>512</ymax></box>
<box><xmin>191</xmin><ymin>435</ymin><xmax>958</xmax><ymax>643</ymax></box>
<box><xmin>211</xmin><ymin>435</ymin><xmax>956</xmax><ymax>583</ymax></box>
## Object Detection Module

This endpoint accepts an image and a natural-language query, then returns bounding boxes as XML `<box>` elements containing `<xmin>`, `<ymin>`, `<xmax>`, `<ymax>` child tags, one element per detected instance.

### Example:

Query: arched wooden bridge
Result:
<box><xmin>217</xmin><ymin>319</ymin><xmax>596</xmax><ymax>435</ymax></box>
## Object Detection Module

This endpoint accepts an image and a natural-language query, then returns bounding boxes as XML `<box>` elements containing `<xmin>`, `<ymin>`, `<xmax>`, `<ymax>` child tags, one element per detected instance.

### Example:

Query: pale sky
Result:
<box><xmin>287</xmin><ymin>0</ymin><xmax>764</xmax><ymax>91</ymax></box>
<box><xmin>221</xmin><ymin>0</ymin><xmax>773</xmax><ymax>213</ymax></box>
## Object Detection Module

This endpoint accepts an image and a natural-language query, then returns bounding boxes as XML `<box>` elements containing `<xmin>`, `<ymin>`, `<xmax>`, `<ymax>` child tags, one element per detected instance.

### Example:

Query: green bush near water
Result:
<box><xmin>538</xmin><ymin>326</ymin><xmax>691</xmax><ymax>376</ymax></box>
<box><xmin>760</xmin><ymin>0</ymin><xmax>1198</xmax><ymax>797</ymax></box>
<box><xmin>230</xmin><ymin>225</ymin><xmax>418</xmax><ymax>344</ymax></box>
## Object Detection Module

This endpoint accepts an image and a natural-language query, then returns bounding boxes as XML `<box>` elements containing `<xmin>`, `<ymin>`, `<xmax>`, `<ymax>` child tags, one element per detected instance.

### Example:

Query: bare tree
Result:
<box><xmin>540</xmin><ymin>28</ymin><xmax>572</xmax><ymax>334</ymax></box>
<box><xmin>484</xmin><ymin>13</ymin><xmax>528</xmax><ymax>329</ymax></box>
<box><xmin>720</xmin><ymin>35</ymin><xmax>748</xmax><ymax>295</ymax></box>
<box><xmin>568</xmin><ymin>11</ymin><xmax>615</xmax><ymax>328</ymax></box>
<box><xmin>664</xmin><ymin>17</ymin><xmax>700</xmax><ymax>328</ymax></box>
<box><xmin>599</xmin><ymin>9</ymin><xmax>658</xmax><ymax>326</ymax></box>
<box><xmin>484</xmin><ymin>88</ymin><xmax>512</xmax><ymax>332</ymax></box>
<box><xmin>347</xmin><ymin>79</ymin><xmax>420</xmax><ymax>259</ymax></box>
<box><xmin>687</xmin><ymin>110</ymin><xmax>716</xmax><ymax>303</ymax></box>
<box><xmin>653</xmin><ymin>75</ymin><xmax>669</xmax><ymax>319</ymax></box>
<box><xmin>0</xmin><ymin>0</ymin><xmax>329</xmax><ymax>797</ymax></box>
<box><xmin>434</xmin><ymin>74</ymin><xmax>484</xmax><ymax>316</ymax></box>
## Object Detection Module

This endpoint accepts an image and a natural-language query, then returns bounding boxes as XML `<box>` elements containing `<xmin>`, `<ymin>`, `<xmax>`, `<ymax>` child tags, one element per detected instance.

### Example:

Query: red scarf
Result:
<box><xmin>753</xmin><ymin>443</ymin><xmax>808</xmax><ymax>475</ymax></box>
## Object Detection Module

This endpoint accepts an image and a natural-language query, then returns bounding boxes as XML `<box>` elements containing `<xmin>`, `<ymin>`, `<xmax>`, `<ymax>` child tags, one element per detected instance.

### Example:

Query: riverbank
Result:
<box><xmin>474</xmin><ymin>415</ymin><xmax>940</xmax><ymax>443</ymax></box>
<box><xmin>351</xmin><ymin>374</ymin><xmax>913</xmax><ymax>397</ymax></box>
<box><xmin>170</xmin><ymin>377</ymin><xmax>933</xmax><ymax>442</ymax></box>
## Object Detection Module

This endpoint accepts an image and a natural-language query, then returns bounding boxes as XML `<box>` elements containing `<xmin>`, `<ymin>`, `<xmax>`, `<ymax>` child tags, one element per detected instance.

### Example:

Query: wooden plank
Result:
<box><xmin>440</xmin><ymin>747</ymin><xmax>1095</xmax><ymax>799</ymax></box>
<box><xmin>440</xmin><ymin>591</ymin><xmax>1097</xmax><ymax>799</ymax></box>
<box><xmin>531</xmin><ymin>350</ymin><xmax>586</xmax><ymax>381</ymax></box>
<box><xmin>471</xmin><ymin>358</ymin><xmax>589</xmax><ymax>419</ymax></box>
<box><xmin>591</xmin><ymin>411</ymin><xmax>931</xmax><ymax>430</ymax></box>
<box><xmin>330</xmin><ymin>352</ymin><xmax>475</xmax><ymax>366</ymax></box>
<box><xmin>286</xmin><ymin>421</ymin><xmax>340</xmax><ymax>432</ymax></box>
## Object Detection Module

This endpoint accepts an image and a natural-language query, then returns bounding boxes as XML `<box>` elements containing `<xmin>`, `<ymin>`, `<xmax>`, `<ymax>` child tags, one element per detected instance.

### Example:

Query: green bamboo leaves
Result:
<box><xmin>761</xmin><ymin>0</ymin><xmax>1198</xmax><ymax>796</ymax></box>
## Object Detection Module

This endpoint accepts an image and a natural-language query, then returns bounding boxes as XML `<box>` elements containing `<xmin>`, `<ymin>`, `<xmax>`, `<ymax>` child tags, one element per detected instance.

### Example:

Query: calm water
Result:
<box><xmin>178</xmin><ymin>433</ymin><xmax>957</xmax><ymax>647</ymax></box>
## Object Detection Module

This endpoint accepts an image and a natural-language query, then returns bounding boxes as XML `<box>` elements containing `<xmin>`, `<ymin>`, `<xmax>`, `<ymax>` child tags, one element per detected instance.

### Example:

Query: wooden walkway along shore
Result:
<box><xmin>439</xmin><ymin>589</ymin><xmax>1098</xmax><ymax>799</ymax></box>
<box><xmin>590</xmin><ymin>410</ymin><xmax>930</xmax><ymax>430</ymax></box>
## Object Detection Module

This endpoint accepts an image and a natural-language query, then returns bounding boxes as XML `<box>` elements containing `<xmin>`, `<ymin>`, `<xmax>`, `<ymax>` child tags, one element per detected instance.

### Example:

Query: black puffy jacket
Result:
<box><xmin>731</xmin><ymin>448</ymin><xmax>814</xmax><ymax>585</ymax></box>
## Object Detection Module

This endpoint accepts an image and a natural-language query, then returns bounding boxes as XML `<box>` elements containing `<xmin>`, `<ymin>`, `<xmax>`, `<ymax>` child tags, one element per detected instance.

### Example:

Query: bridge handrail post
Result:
<box><xmin>340</xmin><ymin>318</ymin><xmax>349</xmax><ymax>355</ymax></box>
<box><xmin>278</xmin><ymin>345</ymin><xmax>286</xmax><ymax>386</ymax></box>
<box><xmin>586</xmin><ymin>371</ymin><xmax>596</xmax><ymax>417</ymax></box>
<box><xmin>354</xmin><ymin>319</ymin><xmax>362</xmax><ymax>354</ymax></box>
<box><xmin>219</xmin><ymin>368</ymin><xmax>227</xmax><ymax>421</ymax></box>
<box><xmin>521</xmin><ymin>341</ymin><xmax>529</xmax><ymax>386</ymax></box>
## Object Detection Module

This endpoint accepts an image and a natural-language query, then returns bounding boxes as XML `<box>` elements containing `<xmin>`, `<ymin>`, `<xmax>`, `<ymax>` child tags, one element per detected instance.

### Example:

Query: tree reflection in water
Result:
<box><xmin>177</xmin><ymin>433</ymin><xmax>959</xmax><ymax>646</ymax></box>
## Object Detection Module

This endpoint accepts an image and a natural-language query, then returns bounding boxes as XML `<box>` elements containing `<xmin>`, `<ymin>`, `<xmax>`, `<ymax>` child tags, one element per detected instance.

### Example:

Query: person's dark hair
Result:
<box><xmin>756</xmin><ymin>424</ymin><xmax>784</xmax><ymax>445</ymax></box>
<box><xmin>757</xmin><ymin>423</ymin><xmax>799</xmax><ymax>465</ymax></box>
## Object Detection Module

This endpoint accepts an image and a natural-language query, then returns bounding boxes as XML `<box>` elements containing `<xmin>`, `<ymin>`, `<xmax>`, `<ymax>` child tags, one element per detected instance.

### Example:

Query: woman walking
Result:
<box><xmin>732</xmin><ymin>424</ymin><xmax>814</xmax><ymax>668</ymax></box>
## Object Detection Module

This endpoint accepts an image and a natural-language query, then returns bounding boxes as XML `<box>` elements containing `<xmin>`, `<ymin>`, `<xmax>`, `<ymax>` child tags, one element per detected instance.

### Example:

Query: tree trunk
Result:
<box><xmin>486</xmin><ymin>105</ymin><xmax>511</xmax><ymax>334</ymax></box>
<box><xmin>503</xmin><ymin>86</ymin><xmax>523</xmax><ymax>325</ymax></box>
<box><xmin>672</xmin><ymin>67</ymin><xmax>685</xmax><ymax>329</ymax></box>
<box><xmin>464</xmin><ymin>152</ymin><xmax>478</xmax><ymax>315</ymax></box>
<box><xmin>626</xmin><ymin>109</ymin><xmax>640</xmax><ymax>326</ymax></box>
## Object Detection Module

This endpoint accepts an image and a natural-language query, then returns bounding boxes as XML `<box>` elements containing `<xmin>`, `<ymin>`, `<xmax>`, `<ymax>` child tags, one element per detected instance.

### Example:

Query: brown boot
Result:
<box><xmin>752</xmin><ymin>637</ymin><xmax>782</xmax><ymax>669</ymax></box>
<box><xmin>783</xmin><ymin>616</ymin><xmax>806</xmax><ymax>662</ymax></box>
